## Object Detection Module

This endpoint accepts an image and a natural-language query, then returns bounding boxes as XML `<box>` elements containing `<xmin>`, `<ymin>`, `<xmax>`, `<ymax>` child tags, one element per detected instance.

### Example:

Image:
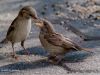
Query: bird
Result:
<box><xmin>35</xmin><ymin>19</ymin><xmax>92</xmax><ymax>64</ymax></box>
<box><xmin>0</xmin><ymin>6</ymin><xmax>39</xmax><ymax>59</ymax></box>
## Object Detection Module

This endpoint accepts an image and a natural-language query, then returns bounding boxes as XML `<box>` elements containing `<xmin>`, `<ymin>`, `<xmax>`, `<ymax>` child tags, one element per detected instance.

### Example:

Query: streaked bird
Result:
<box><xmin>35</xmin><ymin>19</ymin><xmax>92</xmax><ymax>64</ymax></box>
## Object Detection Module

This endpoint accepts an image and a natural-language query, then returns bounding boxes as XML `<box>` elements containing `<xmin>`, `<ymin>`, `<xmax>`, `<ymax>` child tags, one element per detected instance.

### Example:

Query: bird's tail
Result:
<box><xmin>0</xmin><ymin>38</ymin><xmax>8</xmax><ymax>48</ymax></box>
<box><xmin>74</xmin><ymin>45</ymin><xmax>92</xmax><ymax>52</ymax></box>
<box><xmin>80</xmin><ymin>48</ymin><xmax>92</xmax><ymax>52</ymax></box>
<box><xmin>0</xmin><ymin>38</ymin><xmax>8</xmax><ymax>44</ymax></box>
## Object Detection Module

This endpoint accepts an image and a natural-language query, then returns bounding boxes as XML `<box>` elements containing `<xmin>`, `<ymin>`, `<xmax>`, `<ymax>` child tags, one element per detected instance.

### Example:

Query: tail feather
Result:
<box><xmin>80</xmin><ymin>48</ymin><xmax>92</xmax><ymax>52</ymax></box>
<box><xmin>0</xmin><ymin>38</ymin><xmax>8</xmax><ymax>44</ymax></box>
<box><xmin>0</xmin><ymin>38</ymin><xmax>8</xmax><ymax>48</ymax></box>
<box><xmin>74</xmin><ymin>45</ymin><xmax>92</xmax><ymax>52</ymax></box>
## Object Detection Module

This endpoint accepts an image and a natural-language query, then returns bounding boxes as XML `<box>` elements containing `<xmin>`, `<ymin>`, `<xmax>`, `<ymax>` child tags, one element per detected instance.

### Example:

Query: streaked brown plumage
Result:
<box><xmin>1</xmin><ymin>6</ymin><xmax>38</xmax><ymax>59</ymax></box>
<box><xmin>35</xmin><ymin>19</ymin><xmax>91</xmax><ymax>64</ymax></box>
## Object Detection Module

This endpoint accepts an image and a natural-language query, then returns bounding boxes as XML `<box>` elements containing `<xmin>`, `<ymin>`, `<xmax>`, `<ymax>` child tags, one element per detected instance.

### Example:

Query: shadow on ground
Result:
<box><xmin>0</xmin><ymin>59</ymin><xmax>51</xmax><ymax>73</ymax></box>
<box><xmin>0</xmin><ymin>57</ymin><xmax>99</xmax><ymax>73</ymax></box>
<box><xmin>0</xmin><ymin>46</ymin><xmax>94</xmax><ymax>73</ymax></box>
<box><xmin>16</xmin><ymin>46</ymin><xmax>48</xmax><ymax>56</ymax></box>
<box><xmin>16</xmin><ymin>46</ymin><xmax>93</xmax><ymax>62</ymax></box>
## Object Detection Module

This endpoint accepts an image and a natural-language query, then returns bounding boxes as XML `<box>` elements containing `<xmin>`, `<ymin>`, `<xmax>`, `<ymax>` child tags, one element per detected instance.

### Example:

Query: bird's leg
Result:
<box><xmin>48</xmin><ymin>55</ymin><xmax>73</xmax><ymax>72</ymax></box>
<box><xmin>11</xmin><ymin>43</ymin><xmax>18</xmax><ymax>60</ymax></box>
<box><xmin>55</xmin><ymin>56</ymin><xmax>74</xmax><ymax>72</ymax></box>
<box><xmin>47</xmin><ymin>55</ymin><xmax>63</xmax><ymax>64</ymax></box>
<box><xmin>55</xmin><ymin>55</ymin><xmax>64</xmax><ymax>64</ymax></box>
<box><xmin>47</xmin><ymin>54</ymin><xmax>57</xmax><ymax>63</ymax></box>
<box><xmin>21</xmin><ymin>40</ymin><xmax>30</xmax><ymax>55</ymax></box>
<box><xmin>48</xmin><ymin>55</ymin><xmax>64</xmax><ymax>64</ymax></box>
<box><xmin>49</xmin><ymin>55</ymin><xmax>65</xmax><ymax>65</ymax></box>
<box><xmin>21</xmin><ymin>40</ymin><xmax>31</xmax><ymax>62</ymax></box>
<box><xmin>48</xmin><ymin>56</ymin><xmax>56</xmax><ymax>61</ymax></box>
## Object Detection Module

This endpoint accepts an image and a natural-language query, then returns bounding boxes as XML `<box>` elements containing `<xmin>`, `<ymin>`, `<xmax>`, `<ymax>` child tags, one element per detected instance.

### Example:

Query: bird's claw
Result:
<box><xmin>10</xmin><ymin>53</ymin><xmax>19</xmax><ymax>60</ymax></box>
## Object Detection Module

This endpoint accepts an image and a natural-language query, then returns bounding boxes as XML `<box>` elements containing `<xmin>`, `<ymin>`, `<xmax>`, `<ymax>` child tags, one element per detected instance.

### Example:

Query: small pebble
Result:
<box><xmin>41</xmin><ymin>11</ymin><xmax>46</xmax><ymax>15</ymax></box>
<box><xmin>53</xmin><ymin>8</ymin><xmax>57</xmax><ymax>11</ymax></box>
<box><xmin>60</xmin><ymin>21</ymin><xmax>65</xmax><ymax>25</ymax></box>
<box><xmin>51</xmin><ymin>4</ymin><xmax>56</xmax><ymax>8</ymax></box>
<box><xmin>55</xmin><ymin>11</ymin><xmax>60</xmax><ymax>16</ymax></box>
<box><xmin>65</xmin><ymin>1</ymin><xmax>70</xmax><ymax>7</ymax></box>
<box><xmin>84</xmin><ymin>22</ymin><xmax>87</xmax><ymax>25</ymax></box>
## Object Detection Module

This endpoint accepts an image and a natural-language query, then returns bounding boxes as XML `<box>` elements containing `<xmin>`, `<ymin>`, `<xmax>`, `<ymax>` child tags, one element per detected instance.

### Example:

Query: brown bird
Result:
<box><xmin>0</xmin><ymin>6</ymin><xmax>38</xmax><ymax>59</ymax></box>
<box><xmin>35</xmin><ymin>19</ymin><xmax>91</xmax><ymax>64</ymax></box>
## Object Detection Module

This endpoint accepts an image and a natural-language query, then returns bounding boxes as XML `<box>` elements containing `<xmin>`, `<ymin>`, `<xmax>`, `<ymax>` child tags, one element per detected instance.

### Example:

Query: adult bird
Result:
<box><xmin>0</xmin><ymin>6</ymin><xmax>38</xmax><ymax>59</ymax></box>
<box><xmin>35</xmin><ymin>19</ymin><xmax>92</xmax><ymax>64</ymax></box>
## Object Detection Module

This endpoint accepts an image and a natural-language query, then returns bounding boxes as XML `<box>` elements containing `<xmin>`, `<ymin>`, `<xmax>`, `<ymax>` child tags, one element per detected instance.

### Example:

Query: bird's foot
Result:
<box><xmin>48</xmin><ymin>56</ymin><xmax>61</xmax><ymax>65</ymax></box>
<box><xmin>48</xmin><ymin>59</ymin><xmax>57</xmax><ymax>64</ymax></box>
<box><xmin>10</xmin><ymin>53</ymin><xmax>19</xmax><ymax>60</ymax></box>
<box><xmin>47</xmin><ymin>56</ymin><xmax>75</xmax><ymax>73</ymax></box>
<box><xmin>54</xmin><ymin>56</ymin><xmax>65</xmax><ymax>65</ymax></box>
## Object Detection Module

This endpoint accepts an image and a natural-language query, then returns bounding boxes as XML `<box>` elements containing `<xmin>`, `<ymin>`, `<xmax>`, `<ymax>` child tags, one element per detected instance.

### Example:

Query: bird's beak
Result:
<box><xmin>31</xmin><ymin>13</ymin><xmax>43</xmax><ymax>27</ymax></box>
<box><xmin>33</xmin><ymin>19</ymin><xmax>43</xmax><ymax>27</ymax></box>
<box><xmin>30</xmin><ymin>13</ymin><xmax>38</xmax><ymax>20</ymax></box>
<box><xmin>30</xmin><ymin>13</ymin><xmax>42</xmax><ymax>27</ymax></box>
<box><xmin>31</xmin><ymin>14</ymin><xmax>42</xmax><ymax>27</ymax></box>
<box><xmin>32</xmin><ymin>15</ymin><xmax>38</xmax><ymax>19</ymax></box>
<box><xmin>35</xmin><ymin>22</ymin><xmax>43</xmax><ymax>27</ymax></box>
<box><xmin>32</xmin><ymin>15</ymin><xmax>38</xmax><ymax>20</ymax></box>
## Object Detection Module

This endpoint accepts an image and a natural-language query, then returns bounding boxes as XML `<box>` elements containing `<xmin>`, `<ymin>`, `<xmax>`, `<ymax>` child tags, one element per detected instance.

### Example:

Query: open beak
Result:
<box><xmin>35</xmin><ymin>22</ymin><xmax>43</xmax><ymax>27</ymax></box>
<box><xmin>33</xmin><ymin>19</ymin><xmax>43</xmax><ymax>27</ymax></box>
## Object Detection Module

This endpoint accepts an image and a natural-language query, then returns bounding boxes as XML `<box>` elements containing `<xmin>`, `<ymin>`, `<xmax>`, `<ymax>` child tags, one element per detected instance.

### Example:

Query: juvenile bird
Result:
<box><xmin>35</xmin><ymin>19</ymin><xmax>92</xmax><ymax>64</ymax></box>
<box><xmin>1</xmin><ymin>6</ymin><xmax>38</xmax><ymax>59</ymax></box>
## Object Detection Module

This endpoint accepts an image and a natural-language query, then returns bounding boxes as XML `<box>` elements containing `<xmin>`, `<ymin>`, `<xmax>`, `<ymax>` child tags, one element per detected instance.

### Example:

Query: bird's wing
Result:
<box><xmin>44</xmin><ymin>33</ymin><xmax>76</xmax><ymax>49</ymax></box>
<box><xmin>44</xmin><ymin>33</ymin><xmax>63</xmax><ymax>46</ymax></box>
<box><xmin>64</xmin><ymin>37</ymin><xmax>81</xmax><ymax>50</ymax></box>
<box><xmin>0</xmin><ymin>18</ymin><xmax>18</xmax><ymax>44</ymax></box>
<box><xmin>7</xmin><ymin>18</ymin><xmax>17</xmax><ymax>36</ymax></box>
<box><xmin>44</xmin><ymin>33</ymin><xmax>92</xmax><ymax>51</ymax></box>
<box><xmin>64</xmin><ymin>37</ymin><xmax>92</xmax><ymax>51</ymax></box>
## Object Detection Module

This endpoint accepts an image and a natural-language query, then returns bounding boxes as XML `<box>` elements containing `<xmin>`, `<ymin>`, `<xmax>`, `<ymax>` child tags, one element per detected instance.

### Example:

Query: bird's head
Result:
<box><xmin>34</xmin><ymin>19</ymin><xmax>55</xmax><ymax>33</ymax></box>
<box><xmin>34</xmin><ymin>19</ymin><xmax>52</xmax><ymax>28</ymax></box>
<box><xmin>19</xmin><ymin>6</ymin><xmax>38</xmax><ymax>20</ymax></box>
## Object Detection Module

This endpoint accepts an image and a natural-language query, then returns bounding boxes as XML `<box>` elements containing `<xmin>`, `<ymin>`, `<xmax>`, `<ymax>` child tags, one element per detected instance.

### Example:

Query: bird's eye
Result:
<box><xmin>44</xmin><ymin>22</ymin><xmax>47</xmax><ymax>26</ymax></box>
<box><xmin>22</xmin><ymin>10</ymin><xmax>26</xmax><ymax>12</ymax></box>
<box><xmin>29</xmin><ymin>14</ymin><xmax>32</xmax><ymax>16</ymax></box>
<box><xmin>22</xmin><ymin>10</ymin><xmax>28</xmax><ymax>14</ymax></box>
<box><xmin>52</xmin><ymin>34</ymin><xmax>55</xmax><ymax>36</ymax></box>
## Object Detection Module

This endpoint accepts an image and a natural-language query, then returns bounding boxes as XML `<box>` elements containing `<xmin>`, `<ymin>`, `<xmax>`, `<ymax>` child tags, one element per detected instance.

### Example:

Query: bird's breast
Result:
<box><xmin>12</xmin><ymin>19</ymin><xmax>31</xmax><ymax>42</ymax></box>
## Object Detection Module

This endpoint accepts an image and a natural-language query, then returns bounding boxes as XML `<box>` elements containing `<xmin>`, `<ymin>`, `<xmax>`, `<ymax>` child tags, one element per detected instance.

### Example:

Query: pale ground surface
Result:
<box><xmin>0</xmin><ymin>0</ymin><xmax>100</xmax><ymax>75</ymax></box>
